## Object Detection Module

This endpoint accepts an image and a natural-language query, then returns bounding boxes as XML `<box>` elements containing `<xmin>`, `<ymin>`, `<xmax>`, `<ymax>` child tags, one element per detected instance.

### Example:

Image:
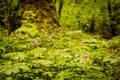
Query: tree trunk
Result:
<box><xmin>107</xmin><ymin>0</ymin><xmax>116</xmax><ymax>36</ymax></box>
<box><xmin>21</xmin><ymin>0</ymin><xmax>61</xmax><ymax>30</ymax></box>
<box><xmin>89</xmin><ymin>1</ymin><xmax>96</xmax><ymax>34</ymax></box>
<box><xmin>90</xmin><ymin>15</ymin><xmax>95</xmax><ymax>34</ymax></box>
<box><xmin>95</xmin><ymin>0</ymin><xmax>96</xmax><ymax>3</ymax></box>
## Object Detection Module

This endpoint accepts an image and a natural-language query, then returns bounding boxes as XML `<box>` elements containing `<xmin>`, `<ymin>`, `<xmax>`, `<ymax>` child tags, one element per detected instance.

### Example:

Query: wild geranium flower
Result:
<box><xmin>6</xmin><ymin>32</ymin><xmax>9</xmax><ymax>35</ymax></box>
<box><xmin>26</xmin><ymin>34</ymin><xmax>30</xmax><ymax>37</ymax></box>
<box><xmin>16</xmin><ymin>34</ymin><xmax>18</xmax><ymax>37</ymax></box>
<box><xmin>49</xmin><ymin>36</ymin><xmax>52</xmax><ymax>39</ymax></box>
<box><xmin>49</xmin><ymin>41</ymin><xmax>53</xmax><ymax>45</ymax></box>
<box><xmin>30</xmin><ymin>42</ymin><xmax>34</xmax><ymax>46</ymax></box>
<box><xmin>49</xmin><ymin>32</ymin><xmax>56</xmax><ymax>38</ymax></box>
<box><xmin>11</xmin><ymin>32</ymin><xmax>14</xmax><ymax>34</ymax></box>
<box><xmin>56</xmin><ymin>53</ymin><xmax>61</xmax><ymax>57</ymax></box>
<box><xmin>111</xmin><ymin>61</ymin><xmax>115</xmax><ymax>64</ymax></box>
<box><xmin>34</xmin><ymin>37</ymin><xmax>39</xmax><ymax>43</ymax></box>
<box><xmin>16</xmin><ymin>33</ymin><xmax>21</xmax><ymax>37</ymax></box>
<box><xmin>84</xmin><ymin>55</ymin><xmax>88</xmax><ymax>61</ymax></box>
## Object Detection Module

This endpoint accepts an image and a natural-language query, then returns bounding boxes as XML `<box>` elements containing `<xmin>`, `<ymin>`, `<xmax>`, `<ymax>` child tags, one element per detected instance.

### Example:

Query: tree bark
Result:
<box><xmin>90</xmin><ymin>15</ymin><xmax>95</xmax><ymax>33</ymax></box>
<box><xmin>107</xmin><ymin>0</ymin><xmax>116</xmax><ymax>36</ymax></box>
<box><xmin>89</xmin><ymin>1</ymin><xmax>96</xmax><ymax>34</ymax></box>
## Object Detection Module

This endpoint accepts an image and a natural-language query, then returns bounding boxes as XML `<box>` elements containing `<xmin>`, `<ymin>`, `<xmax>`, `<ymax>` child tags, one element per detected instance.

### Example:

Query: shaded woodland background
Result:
<box><xmin>0</xmin><ymin>0</ymin><xmax>120</xmax><ymax>38</ymax></box>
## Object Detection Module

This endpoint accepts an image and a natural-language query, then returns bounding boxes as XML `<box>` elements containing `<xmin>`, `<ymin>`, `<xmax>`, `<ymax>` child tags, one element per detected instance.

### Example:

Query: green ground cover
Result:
<box><xmin>0</xmin><ymin>27</ymin><xmax>120</xmax><ymax>80</ymax></box>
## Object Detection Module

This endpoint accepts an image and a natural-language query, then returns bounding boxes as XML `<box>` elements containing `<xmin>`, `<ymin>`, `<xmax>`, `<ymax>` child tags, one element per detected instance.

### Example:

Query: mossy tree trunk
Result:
<box><xmin>107</xmin><ymin>0</ymin><xmax>118</xmax><ymax>37</ymax></box>
<box><xmin>21</xmin><ymin>0</ymin><xmax>61</xmax><ymax>30</ymax></box>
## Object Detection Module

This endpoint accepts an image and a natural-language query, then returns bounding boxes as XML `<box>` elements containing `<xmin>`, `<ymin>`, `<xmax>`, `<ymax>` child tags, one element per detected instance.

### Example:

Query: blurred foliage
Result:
<box><xmin>0</xmin><ymin>0</ymin><xmax>21</xmax><ymax>31</ymax></box>
<box><xmin>59</xmin><ymin>0</ymin><xmax>120</xmax><ymax>37</ymax></box>
<box><xmin>108</xmin><ymin>36</ymin><xmax>120</xmax><ymax>53</ymax></box>
<box><xmin>0</xmin><ymin>0</ymin><xmax>120</xmax><ymax>37</ymax></box>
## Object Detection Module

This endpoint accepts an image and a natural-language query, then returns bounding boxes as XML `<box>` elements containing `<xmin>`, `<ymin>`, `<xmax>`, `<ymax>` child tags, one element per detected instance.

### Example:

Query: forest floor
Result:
<box><xmin>0</xmin><ymin>28</ymin><xmax>120</xmax><ymax>80</ymax></box>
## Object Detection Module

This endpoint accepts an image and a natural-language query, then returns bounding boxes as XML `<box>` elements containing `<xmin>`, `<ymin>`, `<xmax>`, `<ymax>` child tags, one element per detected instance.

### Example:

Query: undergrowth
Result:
<box><xmin>0</xmin><ymin>27</ymin><xmax>120</xmax><ymax>80</ymax></box>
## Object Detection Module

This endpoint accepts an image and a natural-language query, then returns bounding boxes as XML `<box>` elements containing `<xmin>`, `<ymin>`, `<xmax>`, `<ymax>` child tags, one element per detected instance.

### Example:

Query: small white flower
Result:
<box><xmin>111</xmin><ymin>61</ymin><xmax>115</xmax><ymax>64</ymax></box>
<box><xmin>75</xmin><ymin>54</ymin><xmax>79</xmax><ymax>57</ymax></box>
<box><xmin>81</xmin><ymin>40</ymin><xmax>85</xmax><ymax>43</ymax></box>
<box><xmin>43</xmin><ymin>48</ymin><xmax>47</xmax><ymax>51</ymax></box>
<box><xmin>56</xmin><ymin>53</ymin><xmax>61</xmax><ymax>57</ymax></box>
<box><xmin>63</xmin><ymin>49</ymin><xmax>67</xmax><ymax>52</ymax></box>
<box><xmin>26</xmin><ymin>34</ymin><xmax>30</xmax><ymax>37</ymax></box>
<box><xmin>24</xmin><ymin>45</ymin><xmax>27</xmax><ymax>49</ymax></box>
